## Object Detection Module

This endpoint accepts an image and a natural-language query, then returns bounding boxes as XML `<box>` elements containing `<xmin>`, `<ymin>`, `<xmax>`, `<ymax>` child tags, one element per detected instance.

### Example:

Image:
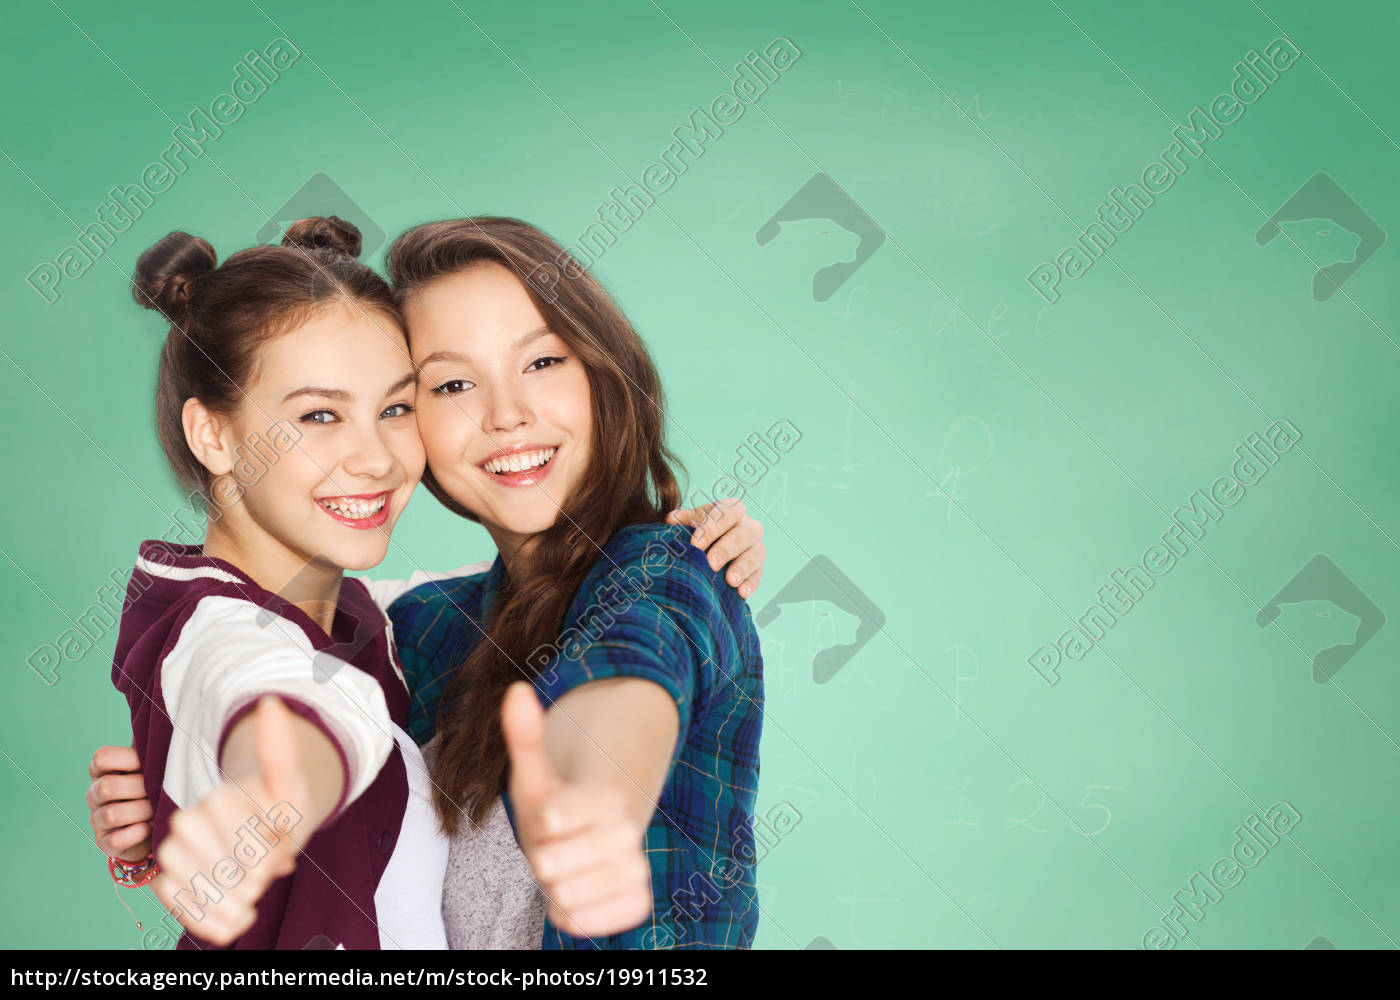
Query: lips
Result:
<box><xmin>478</xmin><ymin>444</ymin><xmax>558</xmax><ymax>487</ymax></box>
<box><xmin>316</xmin><ymin>491</ymin><xmax>392</xmax><ymax>530</ymax></box>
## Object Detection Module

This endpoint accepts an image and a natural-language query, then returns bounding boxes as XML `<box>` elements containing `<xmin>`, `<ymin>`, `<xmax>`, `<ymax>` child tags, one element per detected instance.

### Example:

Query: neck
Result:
<box><xmin>203</xmin><ymin>516</ymin><xmax>343</xmax><ymax>636</ymax></box>
<box><xmin>486</xmin><ymin>524</ymin><xmax>538</xmax><ymax>581</ymax></box>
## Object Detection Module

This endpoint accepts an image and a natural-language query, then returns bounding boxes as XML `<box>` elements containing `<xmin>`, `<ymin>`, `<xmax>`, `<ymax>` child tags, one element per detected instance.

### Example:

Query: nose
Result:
<box><xmin>342</xmin><ymin>420</ymin><xmax>397</xmax><ymax>483</ymax></box>
<box><xmin>481</xmin><ymin>379</ymin><xmax>531</xmax><ymax>436</ymax></box>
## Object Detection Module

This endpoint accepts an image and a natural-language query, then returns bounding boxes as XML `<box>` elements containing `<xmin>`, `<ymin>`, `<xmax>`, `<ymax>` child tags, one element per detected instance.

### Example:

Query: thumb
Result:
<box><xmin>664</xmin><ymin>508</ymin><xmax>694</xmax><ymax>527</ymax></box>
<box><xmin>253</xmin><ymin>695</ymin><xmax>301</xmax><ymax>812</ymax></box>
<box><xmin>501</xmin><ymin>682</ymin><xmax>559</xmax><ymax>820</ymax></box>
<box><xmin>252</xmin><ymin>696</ymin><xmax>303</xmax><ymax>879</ymax></box>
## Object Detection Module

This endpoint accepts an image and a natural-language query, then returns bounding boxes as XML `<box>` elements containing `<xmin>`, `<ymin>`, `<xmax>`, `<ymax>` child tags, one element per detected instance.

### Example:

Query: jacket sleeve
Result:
<box><xmin>158</xmin><ymin>595</ymin><xmax>395</xmax><ymax>820</ymax></box>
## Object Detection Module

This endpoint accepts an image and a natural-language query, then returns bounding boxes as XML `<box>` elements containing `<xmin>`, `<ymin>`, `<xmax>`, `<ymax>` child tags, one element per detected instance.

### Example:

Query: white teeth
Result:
<box><xmin>483</xmin><ymin>448</ymin><xmax>555</xmax><ymax>475</ymax></box>
<box><xmin>319</xmin><ymin>495</ymin><xmax>387</xmax><ymax>519</ymax></box>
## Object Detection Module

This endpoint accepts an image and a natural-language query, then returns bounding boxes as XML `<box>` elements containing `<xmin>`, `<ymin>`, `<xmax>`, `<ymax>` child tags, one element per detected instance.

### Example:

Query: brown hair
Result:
<box><xmin>132</xmin><ymin>216</ymin><xmax>401</xmax><ymax>499</ymax></box>
<box><xmin>387</xmin><ymin>217</ymin><xmax>682</xmax><ymax>830</ymax></box>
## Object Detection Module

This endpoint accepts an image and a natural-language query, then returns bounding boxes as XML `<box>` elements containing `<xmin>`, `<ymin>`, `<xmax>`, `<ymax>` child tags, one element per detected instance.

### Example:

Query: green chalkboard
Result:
<box><xmin>1</xmin><ymin>0</ymin><xmax>1394</xmax><ymax>950</ymax></box>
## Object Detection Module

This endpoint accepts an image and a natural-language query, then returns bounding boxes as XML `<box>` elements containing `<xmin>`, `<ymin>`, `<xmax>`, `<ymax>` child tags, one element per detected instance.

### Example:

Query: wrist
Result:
<box><xmin>108</xmin><ymin>852</ymin><xmax>160</xmax><ymax>888</ymax></box>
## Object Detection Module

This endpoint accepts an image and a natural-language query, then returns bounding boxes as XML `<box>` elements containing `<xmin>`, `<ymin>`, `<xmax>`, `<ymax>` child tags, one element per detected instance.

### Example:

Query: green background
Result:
<box><xmin>2</xmin><ymin>0</ymin><xmax>1396</xmax><ymax>949</ymax></box>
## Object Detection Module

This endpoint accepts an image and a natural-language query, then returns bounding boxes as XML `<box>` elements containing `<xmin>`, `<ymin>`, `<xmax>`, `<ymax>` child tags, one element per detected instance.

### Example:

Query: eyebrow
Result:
<box><xmin>513</xmin><ymin>325</ymin><xmax>552</xmax><ymax>350</ymax></box>
<box><xmin>281</xmin><ymin>373</ymin><xmax>416</xmax><ymax>405</ymax></box>
<box><xmin>415</xmin><ymin>326</ymin><xmax>554</xmax><ymax>368</ymax></box>
<box><xmin>282</xmin><ymin>386</ymin><xmax>350</xmax><ymax>403</ymax></box>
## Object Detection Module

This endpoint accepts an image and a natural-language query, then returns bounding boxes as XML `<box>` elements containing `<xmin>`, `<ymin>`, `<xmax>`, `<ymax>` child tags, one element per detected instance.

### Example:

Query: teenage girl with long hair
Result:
<box><xmin>378</xmin><ymin>217</ymin><xmax>767</xmax><ymax>949</ymax></box>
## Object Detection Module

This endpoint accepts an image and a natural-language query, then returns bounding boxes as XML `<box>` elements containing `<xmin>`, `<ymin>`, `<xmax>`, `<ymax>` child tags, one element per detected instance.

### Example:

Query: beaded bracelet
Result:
<box><xmin>108</xmin><ymin>854</ymin><xmax>161</xmax><ymax>929</ymax></box>
<box><xmin>108</xmin><ymin>853</ymin><xmax>160</xmax><ymax>889</ymax></box>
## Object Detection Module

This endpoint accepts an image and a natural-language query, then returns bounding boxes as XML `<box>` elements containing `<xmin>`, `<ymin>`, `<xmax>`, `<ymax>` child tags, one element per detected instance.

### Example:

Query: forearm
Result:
<box><xmin>219</xmin><ymin>710</ymin><xmax>345</xmax><ymax>831</ymax></box>
<box><xmin>543</xmin><ymin>677</ymin><xmax>680</xmax><ymax>830</ymax></box>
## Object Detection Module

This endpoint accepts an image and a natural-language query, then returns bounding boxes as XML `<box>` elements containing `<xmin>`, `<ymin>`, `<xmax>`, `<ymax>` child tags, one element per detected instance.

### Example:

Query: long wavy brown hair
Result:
<box><xmin>387</xmin><ymin>217</ymin><xmax>683</xmax><ymax>830</ymax></box>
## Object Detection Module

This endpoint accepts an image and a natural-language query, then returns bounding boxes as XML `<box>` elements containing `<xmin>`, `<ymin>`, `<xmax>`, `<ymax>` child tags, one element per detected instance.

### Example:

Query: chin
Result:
<box><xmin>323</xmin><ymin>538</ymin><xmax>393</xmax><ymax>573</ymax></box>
<box><xmin>339</xmin><ymin>553</ymin><xmax>388</xmax><ymax>573</ymax></box>
<box><xmin>498</xmin><ymin>510</ymin><xmax>562</xmax><ymax>538</ymax></box>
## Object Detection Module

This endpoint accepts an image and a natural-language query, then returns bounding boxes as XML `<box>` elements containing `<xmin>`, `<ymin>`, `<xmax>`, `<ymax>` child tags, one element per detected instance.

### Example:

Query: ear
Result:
<box><xmin>181</xmin><ymin>397</ymin><xmax>237</xmax><ymax>479</ymax></box>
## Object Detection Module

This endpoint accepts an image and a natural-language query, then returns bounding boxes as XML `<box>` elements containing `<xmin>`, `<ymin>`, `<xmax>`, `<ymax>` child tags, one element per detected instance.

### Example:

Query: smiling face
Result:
<box><xmin>404</xmin><ymin>262</ymin><xmax>593</xmax><ymax>567</ymax></box>
<box><xmin>208</xmin><ymin>302</ymin><xmax>425</xmax><ymax>581</ymax></box>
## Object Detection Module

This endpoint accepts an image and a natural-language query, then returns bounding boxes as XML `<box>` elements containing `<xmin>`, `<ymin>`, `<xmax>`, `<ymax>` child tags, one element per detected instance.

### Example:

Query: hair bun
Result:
<box><xmin>282</xmin><ymin>216</ymin><xmax>362</xmax><ymax>259</ymax></box>
<box><xmin>132</xmin><ymin>231</ymin><xmax>217</xmax><ymax>325</ymax></box>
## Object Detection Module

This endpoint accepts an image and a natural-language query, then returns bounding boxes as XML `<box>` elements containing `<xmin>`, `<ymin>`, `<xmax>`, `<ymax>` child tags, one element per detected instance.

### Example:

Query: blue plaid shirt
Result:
<box><xmin>387</xmin><ymin>522</ymin><xmax>764</xmax><ymax>950</ymax></box>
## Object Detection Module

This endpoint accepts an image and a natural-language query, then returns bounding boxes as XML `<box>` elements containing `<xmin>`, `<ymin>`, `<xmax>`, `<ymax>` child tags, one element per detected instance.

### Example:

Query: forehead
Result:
<box><xmin>403</xmin><ymin>262</ymin><xmax>549</xmax><ymax>355</ymax></box>
<box><xmin>251</xmin><ymin>303</ymin><xmax>410</xmax><ymax>393</ymax></box>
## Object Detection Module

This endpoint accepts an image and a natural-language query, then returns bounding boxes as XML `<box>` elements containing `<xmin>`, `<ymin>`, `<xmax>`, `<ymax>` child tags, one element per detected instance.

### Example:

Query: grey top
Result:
<box><xmin>422</xmin><ymin>735</ymin><xmax>547</xmax><ymax>950</ymax></box>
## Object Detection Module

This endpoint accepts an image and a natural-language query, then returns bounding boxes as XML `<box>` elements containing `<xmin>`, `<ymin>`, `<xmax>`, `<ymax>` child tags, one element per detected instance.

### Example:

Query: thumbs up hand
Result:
<box><xmin>502</xmin><ymin>682</ymin><xmax>653</xmax><ymax>939</ymax></box>
<box><xmin>152</xmin><ymin>696</ymin><xmax>307</xmax><ymax>945</ymax></box>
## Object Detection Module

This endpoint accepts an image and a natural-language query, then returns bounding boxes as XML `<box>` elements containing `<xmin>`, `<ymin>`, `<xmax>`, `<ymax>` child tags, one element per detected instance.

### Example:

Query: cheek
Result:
<box><xmin>389</xmin><ymin>425</ymin><xmax>427</xmax><ymax>484</ymax></box>
<box><xmin>417</xmin><ymin>407</ymin><xmax>472</xmax><ymax>480</ymax></box>
<box><xmin>237</xmin><ymin>445</ymin><xmax>319</xmax><ymax>516</ymax></box>
<box><xmin>269</xmin><ymin>447</ymin><xmax>325</xmax><ymax>493</ymax></box>
<box><xmin>564</xmin><ymin>377</ymin><xmax>593</xmax><ymax>454</ymax></box>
